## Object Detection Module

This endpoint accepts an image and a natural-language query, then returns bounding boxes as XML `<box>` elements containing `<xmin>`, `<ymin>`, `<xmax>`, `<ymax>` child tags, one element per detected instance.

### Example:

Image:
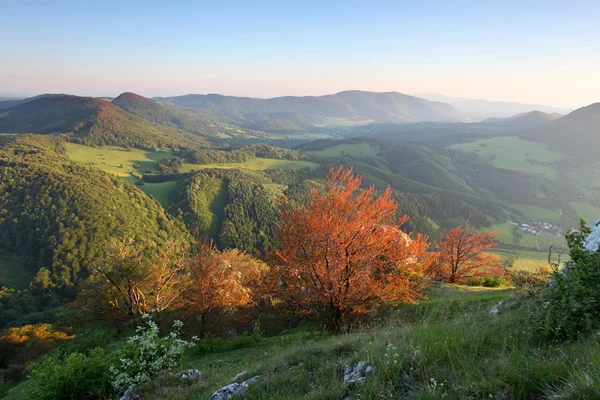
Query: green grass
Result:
<box><xmin>494</xmin><ymin>249</ymin><xmax>569</xmax><ymax>272</ymax></box>
<box><xmin>65</xmin><ymin>143</ymin><xmax>172</xmax><ymax>178</ymax></box>
<box><xmin>305</xmin><ymin>142</ymin><xmax>383</xmax><ymax>159</ymax></box>
<box><xmin>570</xmin><ymin>202</ymin><xmax>600</xmax><ymax>225</ymax></box>
<box><xmin>179</xmin><ymin>158</ymin><xmax>319</xmax><ymax>172</ymax></box>
<box><xmin>6</xmin><ymin>285</ymin><xmax>600</xmax><ymax>399</ymax></box>
<box><xmin>0</xmin><ymin>257</ymin><xmax>31</xmax><ymax>290</ymax></box>
<box><xmin>451</xmin><ymin>136</ymin><xmax>565</xmax><ymax>177</ymax></box>
<box><xmin>485</xmin><ymin>222</ymin><xmax>516</xmax><ymax>245</ymax></box>
<box><xmin>139</xmin><ymin>181</ymin><xmax>178</xmax><ymax>208</ymax></box>
<box><xmin>83</xmin><ymin>284</ymin><xmax>597</xmax><ymax>400</ymax></box>
<box><xmin>510</xmin><ymin>203</ymin><xmax>562</xmax><ymax>223</ymax></box>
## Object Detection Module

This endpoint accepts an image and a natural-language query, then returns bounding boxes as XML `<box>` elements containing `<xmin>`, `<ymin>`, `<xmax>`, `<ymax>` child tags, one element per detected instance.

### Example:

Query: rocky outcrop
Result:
<box><xmin>584</xmin><ymin>218</ymin><xmax>600</xmax><ymax>252</ymax></box>
<box><xmin>210</xmin><ymin>375</ymin><xmax>261</xmax><ymax>400</ymax></box>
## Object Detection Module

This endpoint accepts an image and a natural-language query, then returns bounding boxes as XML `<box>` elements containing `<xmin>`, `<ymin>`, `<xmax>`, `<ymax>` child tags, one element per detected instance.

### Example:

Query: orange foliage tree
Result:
<box><xmin>434</xmin><ymin>221</ymin><xmax>502</xmax><ymax>283</ymax></box>
<box><xmin>183</xmin><ymin>242</ymin><xmax>269</xmax><ymax>334</ymax></box>
<box><xmin>274</xmin><ymin>167</ymin><xmax>429</xmax><ymax>333</ymax></box>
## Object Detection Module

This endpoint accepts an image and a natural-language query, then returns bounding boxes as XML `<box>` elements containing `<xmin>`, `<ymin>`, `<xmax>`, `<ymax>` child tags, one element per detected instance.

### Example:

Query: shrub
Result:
<box><xmin>27</xmin><ymin>348</ymin><xmax>114</xmax><ymax>400</ymax></box>
<box><xmin>109</xmin><ymin>315</ymin><xmax>197</xmax><ymax>392</ymax></box>
<box><xmin>532</xmin><ymin>221</ymin><xmax>600</xmax><ymax>341</ymax></box>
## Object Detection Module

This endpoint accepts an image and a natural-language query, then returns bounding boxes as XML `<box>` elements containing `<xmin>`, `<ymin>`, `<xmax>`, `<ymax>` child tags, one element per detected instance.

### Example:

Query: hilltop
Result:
<box><xmin>0</xmin><ymin>95</ymin><xmax>210</xmax><ymax>150</ymax></box>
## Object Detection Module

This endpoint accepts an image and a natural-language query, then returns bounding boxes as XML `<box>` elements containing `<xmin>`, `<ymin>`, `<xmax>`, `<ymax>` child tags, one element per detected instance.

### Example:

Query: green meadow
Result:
<box><xmin>510</xmin><ymin>203</ymin><xmax>562</xmax><ymax>223</ymax></box>
<box><xmin>306</xmin><ymin>142</ymin><xmax>382</xmax><ymax>159</ymax></box>
<box><xmin>451</xmin><ymin>136</ymin><xmax>565</xmax><ymax>177</ymax></box>
<box><xmin>138</xmin><ymin>181</ymin><xmax>178</xmax><ymax>208</ymax></box>
<box><xmin>570</xmin><ymin>201</ymin><xmax>600</xmax><ymax>225</ymax></box>
<box><xmin>180</xmin><ymin>158</ymin><xmax>318</xmax><ymax>172</ymax></box>
<box><xmin>65</xmin><ymin>143</ymin><xmax>172</xmax><ymax>179</ymax></box>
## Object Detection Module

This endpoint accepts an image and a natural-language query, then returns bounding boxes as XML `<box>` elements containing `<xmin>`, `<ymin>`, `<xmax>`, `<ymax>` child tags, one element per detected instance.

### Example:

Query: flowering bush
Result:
<box><xmin>110</xmin><ymin>315</ymin><xmax>197</xmax><ymax>392</ymax></box>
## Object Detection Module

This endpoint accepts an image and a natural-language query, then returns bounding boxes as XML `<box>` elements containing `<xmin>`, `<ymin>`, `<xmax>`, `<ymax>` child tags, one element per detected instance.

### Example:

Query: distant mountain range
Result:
<box><xmin>415</xmin><ymin>93</ymin><xmax>571</xmax><ymax>120</ymax></box>
<box><xmin>154</xmin><ymin>90</ymin><xmax>469</xmax><ymax>126</ymax></box>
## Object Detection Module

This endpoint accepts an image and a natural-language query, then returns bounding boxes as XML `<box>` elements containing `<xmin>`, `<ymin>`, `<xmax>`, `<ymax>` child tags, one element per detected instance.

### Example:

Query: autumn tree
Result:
<box><xmin>435</xmin><ymin>221</ymin><xmax>502</xmax><ymax>283</ymax></box>
<box><xmin>274</xmin><ymin>166</ymin><xmax>429</xmax><ymax>333</ymax></box>
<box><xmin>77</xmin><ymin>237</ymin><xmax>188</xmax><ymax>318</ymax></box>
<box><xmin>183</xmin><ymin>242</ymin><xmax>269</xmax><ymax>334</ymax></box>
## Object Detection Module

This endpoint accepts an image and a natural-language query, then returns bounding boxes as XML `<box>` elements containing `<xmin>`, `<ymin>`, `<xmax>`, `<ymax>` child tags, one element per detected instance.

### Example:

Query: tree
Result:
<box><xmin>274</xmin><ymin>166</ymin><xmax>429</xmax><ymax>333</ymax></box>
<box><xmin>183</xmin><ymin>242</ymin><xmax>269</xmax><ymax>333</ymax></box>
<box><xmin>77</xmin><ymin>237</ymin><xmax>188</xmax><ymax>318</ymax></box>
<box><xmin>435</xmin><ymin>221</ymin><xmax>502</xmax><ymax>283</ymax></box>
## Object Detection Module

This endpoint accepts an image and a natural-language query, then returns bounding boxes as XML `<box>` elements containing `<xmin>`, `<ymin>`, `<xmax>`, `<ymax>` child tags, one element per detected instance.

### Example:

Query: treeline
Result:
<box><xmin>176</xmin><ymin>143</ymin><xmax>310</xmax><ymax>165</ymax></box>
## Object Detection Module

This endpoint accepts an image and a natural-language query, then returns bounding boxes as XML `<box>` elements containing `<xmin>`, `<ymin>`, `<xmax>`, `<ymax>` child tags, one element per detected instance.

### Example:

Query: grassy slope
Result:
<box><xmin>109</xmin><ymin>285</ymin><xmax>600</xmax><ymax>400</ymax></box>
<box><xmin>510</xmin><ymin>203</ymin><xmax>562</xmax><ymax>224</ymax></box>
<box><xmin>570</xmin><ymin>202</ymin><xmax>600</xmax><ymax>225</ymax></box>
<box><xmin>180</xmin><ymin>158</ymin><xmax>318</xmax><ymax>172</ymax></box>
<box><xmin>450</xmin><ymin>136</ymin><xmax>565</xmax><ymax>178</ymax></box>
<box><xmin>139</xmin><ymin>182</ymin><xmax>178</xmax><ymax>208</ymax></box>
<box><xmin>65</xmin><ymin>143</ymin><xmax>173</xmax><ymax>179</ymax></box>
<box><xmin>305</xmin><ymin>142</ymin><xmax>383</xmax><ymax>158</ymax></box>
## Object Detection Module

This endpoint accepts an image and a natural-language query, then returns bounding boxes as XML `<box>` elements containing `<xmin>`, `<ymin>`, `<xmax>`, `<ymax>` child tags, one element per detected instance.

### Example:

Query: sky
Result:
<box><xmin>1</xmin><ymin>0</ymin><xmax>599</xmax><ymax>108</ymax></box>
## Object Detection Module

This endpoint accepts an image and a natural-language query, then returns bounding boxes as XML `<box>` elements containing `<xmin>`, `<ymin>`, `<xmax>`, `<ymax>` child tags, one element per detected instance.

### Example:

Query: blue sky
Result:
<box><xmin>1</xmin><ymin>0</ymin><xmax>599</xmax><ymax>107</ymax></box>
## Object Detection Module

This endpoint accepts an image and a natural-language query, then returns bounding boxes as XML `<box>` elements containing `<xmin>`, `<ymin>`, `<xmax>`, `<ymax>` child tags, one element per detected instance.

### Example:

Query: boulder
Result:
<box><xmin>210</xmin><ymin>375</ymin><xmax>261</xmax><ymax>400</ymax></box>
<box><xmin>343</xmin><ymin>362</ymin><xmax>372</xmax><ymax>386</ymax></box>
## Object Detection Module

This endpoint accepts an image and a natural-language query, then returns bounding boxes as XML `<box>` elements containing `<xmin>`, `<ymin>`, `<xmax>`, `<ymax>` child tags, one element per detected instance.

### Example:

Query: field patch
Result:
<box><xmin>511</xmin><ymin>203</ymin><xmax>562</xmax><ymax>223</ymax></box>
<box><xmin>570</xmin><ymin>202</ymin><xmax>600</xmax><ymax>225</ymax></box>
<box><xmin>65</xmin><ymin>143</ymin><xmax>172</xmax><ymax>178</ymax></box>
<box><xmin>450</xmin><ymin>136</ymin><xmax>565</xmax><ymax>177</ymax></box>
<box><xmin>305</xmin><ymin>142</ymin><xmax>382</xmax><ymax>159</ymax></box>
<box><xmin>139</xmin><ymin>181</ymin><xmax>178</xmax><ymax>208</ymax></box>
<box><xmin>180</xmin><ymin>158</ymin><xmax>318</xmax><ymax>172</ymax></box>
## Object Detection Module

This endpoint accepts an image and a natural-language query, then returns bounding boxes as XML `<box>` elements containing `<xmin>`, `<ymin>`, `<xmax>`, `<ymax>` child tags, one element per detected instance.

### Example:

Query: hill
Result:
<box><xmin>521</xmin><ymin>102</ymin><xmax>600</xmax><ymax>161</ymax></box>
<box><xmin>154</xmin><ymin>90</ymin><xmax>468</xmax><ymax>126</ymax></box>
<box><xmin>0</xmin><ymin>95</ymin><xmax>210</xmax><ymax>150</ymax></box>
<box><xmin>415</xmin><ymin>92</ymin><xmax>571</xmax><ymax>119</ymax></box>
<box><xmin>0</xmin><ymin>135</ymin><xmax>190</xmax><ymax>296</ymax></box>
<box><xmin>112</xmin><ymin>92</ymin><xmax>258</xmax><ymax>139</ymax></box>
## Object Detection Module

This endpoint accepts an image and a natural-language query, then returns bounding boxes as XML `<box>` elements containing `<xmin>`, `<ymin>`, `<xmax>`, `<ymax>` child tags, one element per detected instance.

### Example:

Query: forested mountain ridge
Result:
<box><xmin>154</xmin><ymin>90</ymin><xmax>468</xmax><ymax>125</ymax></box>
<box><xmin>0</xmin><ymin>95</ymin><xmax>210</xmax><ymax>150</ymax></box>
<box><xmin>112</xmin><ymin>92</ymin><xmax>262</xmax><ymax>139</ymax></box>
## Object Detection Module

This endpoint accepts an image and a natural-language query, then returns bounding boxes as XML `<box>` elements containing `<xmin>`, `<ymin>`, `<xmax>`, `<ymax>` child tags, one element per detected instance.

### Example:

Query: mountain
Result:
<box><xmin>415</xmin><ymin>92</ymin><xmax>571</xmax><ymax>120</ymax></box>
<box><xmin>480</xmin><ymin>110</ymin><xmax>560</xmax><ymax>127</ymax></box>
<box><xmin>155</xmin><ymin>90</ymin><xmax>468</xmax><ymax>125</ymax></box>
<box><xmin>0</xmin><ymin>94</ymin><xmax>210</xmax><ymax>150</ymax></box>
<box><xmin>521</xmin><ymin>103</ymin><xmax>600</xmax><ymax>160</ymax></box>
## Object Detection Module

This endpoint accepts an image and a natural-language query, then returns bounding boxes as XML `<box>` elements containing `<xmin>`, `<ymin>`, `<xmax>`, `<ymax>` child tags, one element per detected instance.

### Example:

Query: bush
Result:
<box><xmin>532</xmin><ymin>220</ymin><xmax>600</xmax><ymax>341</ymax></box>
<box><xmin>109</xmin><ymin>315</ymin><xmax>197</xmax><ymax>392</ymax></box>
<box><xmin>27</xmin><ymin>348</ymin><xmax>114</xmax><ymax>400</ymax></box>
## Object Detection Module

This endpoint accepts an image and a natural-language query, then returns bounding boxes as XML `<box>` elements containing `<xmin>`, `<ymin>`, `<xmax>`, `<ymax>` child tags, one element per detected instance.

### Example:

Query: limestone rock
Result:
<box><xmin>210</xmin><ymin>375</ymin><xmax>261</xmax><ymax>400</ymax></box>
<box><xmin>343</xmin><ymin>362</ymin><xmax>372</xmax><ymax>386</ymax></box>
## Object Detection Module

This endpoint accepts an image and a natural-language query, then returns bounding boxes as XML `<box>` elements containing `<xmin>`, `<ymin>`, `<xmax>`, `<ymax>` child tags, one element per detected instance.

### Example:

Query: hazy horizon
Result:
<box><xmin>2</xmin><ymin>0</ymin><xmax>599</xmax><ymax>109</ymax></box>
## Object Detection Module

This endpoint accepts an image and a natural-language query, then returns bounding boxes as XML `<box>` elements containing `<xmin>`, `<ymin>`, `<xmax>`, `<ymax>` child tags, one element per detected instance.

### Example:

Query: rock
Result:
<box><xmin>231</xmin><ymin>370</ymin><xmax>248</xmax><ymax>382</ymax></box>
<box><xmin>210</xmin><ymin>375</ymin><xmax>261</xmax><ymax>400</ymax></box>
<box><xmin>489</xmin><ymin>301</ymin><xmax>503</xmax><ymax>314</ymax></box>
<box><xmin>289</xmin><ymin>362</ymin><xmax>304</xmax><ymax>371</ymax></box>
<box><xmin>120</xmin><ymin>386</ymin><xmax>145</xmax><ymax>400</ymax></box>
<box><xmin>343</xmin><ymin>361</ymin><xmax>372</xmax><ymax>386</ymax></box>
<box><xmin>584</xmin><ymin>218</ymin><xmax>600</xmax><ymax>252</ymax></box>
<box><xmin>180</xmin><ymin>369</ymin><xmax>202</xmax><ymax>380</ymax></box>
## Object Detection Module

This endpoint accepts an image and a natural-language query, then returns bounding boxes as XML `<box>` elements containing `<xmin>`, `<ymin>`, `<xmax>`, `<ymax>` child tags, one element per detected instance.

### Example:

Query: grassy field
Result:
<box><xmin>451</xmin><ymin>136</ymin><xmax>565</xmax><ymax>177</ymax></box>
<box><xmin>180</xmin><ymin>158</ymin><xmax>319</xmax><ymax>172</ymax></box>
<box><xmin>138</xmin><ymin>181</ymin><xmax>178</xmax><ymax>208</ymax></box>
<box><xmin>485</xmin><ymin>222</ymin><xmax>567</xmax><ymax>251</ymax></box>
<box><xmin>510</xmin><ymin>203</ymin><xmax>562</xmax><ymax>223</ymax></box>
<box><xmin>570</xmin><ymin>201</ymin><xmax>600</xmax><ymax>225</ymax></box>
<box><xmin>305</xmin><ymin>142</ymin><xmax>383</xmax><ymax>159</ymax></box>
<box><xmin>494</xmin><ymin>249</ymin><xmax>568</xmax><ymax>272</ymax></box>
<box><xmin>65</xmin><ymin>143</ymin><xmax>172</xmax><ymax>178</ymax></box>
<box><xmin>0</xmin><ymin>257</ymin><xmax>31</xmax><ymax>290</ymax></box>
